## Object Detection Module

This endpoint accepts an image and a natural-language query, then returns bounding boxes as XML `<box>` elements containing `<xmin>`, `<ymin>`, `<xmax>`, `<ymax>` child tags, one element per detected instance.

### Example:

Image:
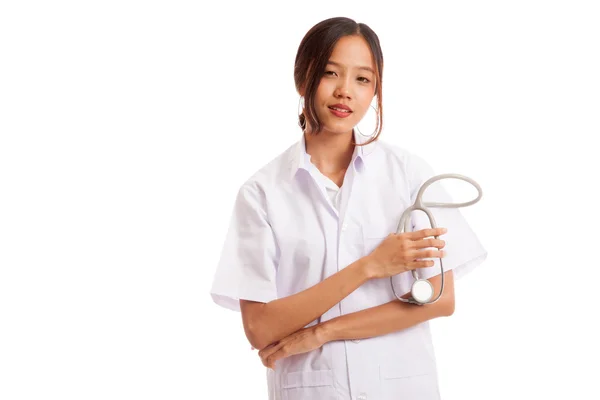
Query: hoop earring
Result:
<box><xmin>298</xmin><ymin>96</ymin><xmax>305</xmax><ymax>116</ymax></box>
<box><xmin>354</xmin><ymin>104</ymin><xmax>379</xmax><ymax>138</ymax></box>
<box><xmin>298</xmin><ymin>96</ymin><xmax>307</xmax><ymax>132</ymax></box>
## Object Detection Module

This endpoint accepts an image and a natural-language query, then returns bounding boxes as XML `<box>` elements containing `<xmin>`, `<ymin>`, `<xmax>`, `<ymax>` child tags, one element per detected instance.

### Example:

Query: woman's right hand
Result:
<box><xmin>365</xmin><ymin>228</ymin><xmax>447</xmax><ymax>279</ymax></box>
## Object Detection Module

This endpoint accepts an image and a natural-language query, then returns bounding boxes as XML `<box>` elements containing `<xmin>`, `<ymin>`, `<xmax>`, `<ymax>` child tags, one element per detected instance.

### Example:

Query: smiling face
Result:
<box><xmin>312</xmin><ymin>35</ymin><xmax>377</xmax><ymax>137</ymax></box>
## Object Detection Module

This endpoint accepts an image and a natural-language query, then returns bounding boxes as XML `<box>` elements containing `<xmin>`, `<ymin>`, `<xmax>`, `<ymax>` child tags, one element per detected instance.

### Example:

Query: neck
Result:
<box><xmin>304</xmin><ymin>130</ymin><xmax>355</xmax><ymax>175</ymax></box>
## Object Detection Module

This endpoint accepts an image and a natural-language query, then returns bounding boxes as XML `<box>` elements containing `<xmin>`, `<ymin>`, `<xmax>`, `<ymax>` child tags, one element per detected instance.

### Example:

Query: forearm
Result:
<box><xmin>250</xmin><ymin>256</ymin><xmax>373</xmax><ymax>350</ymax></box>
<box><xmin>320</xmin><ymin>271</ymin><xmax>455</xmax><ymax>342</ymax></box>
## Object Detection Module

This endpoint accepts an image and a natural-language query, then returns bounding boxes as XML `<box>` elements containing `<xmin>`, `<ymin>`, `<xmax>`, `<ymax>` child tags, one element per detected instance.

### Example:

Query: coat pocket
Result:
<box><xmin>282</xmin><ymin>369</ymin><xmax>337</xmax><ymax>400</ymax></box>
<box><xmin>363</xmin><ymin>235</ymin><xmax>388</xmax><ymax>256</ymax></box>
<box><xmin>362</xmin><ymin>223</ymin><xmax>392</xmax><ymax>256</ymax></box>
<box><xmin>379</xmin><ymin>361</ymin><xmax>440</xmax><ymax>400</ymax></box>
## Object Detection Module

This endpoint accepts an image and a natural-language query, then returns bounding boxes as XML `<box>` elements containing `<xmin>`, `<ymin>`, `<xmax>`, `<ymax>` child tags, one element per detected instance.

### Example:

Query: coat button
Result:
<box><xmin>357</xmin><ymin>393</ymin><xmax>367</xmax><ymax>400</ymax></box>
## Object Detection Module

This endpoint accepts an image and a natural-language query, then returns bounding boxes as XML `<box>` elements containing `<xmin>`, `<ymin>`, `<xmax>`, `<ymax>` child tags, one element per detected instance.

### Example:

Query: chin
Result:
<box><xmin>321</xmin><ymin>126</ymin><xmax>353</xmax><ymax>136</ymax></box>
<box><xmin>320</xmin><ymin>120</ymin><xmax>355</xmax><ymax>135</ymax></box>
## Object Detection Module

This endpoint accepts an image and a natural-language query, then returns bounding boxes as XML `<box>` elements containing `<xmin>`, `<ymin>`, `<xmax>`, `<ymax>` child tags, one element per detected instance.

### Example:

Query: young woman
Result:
<box><xmin>210</xmin><ymin>16</ymin><xmax>487</xmax><ymax>400</ymax></box>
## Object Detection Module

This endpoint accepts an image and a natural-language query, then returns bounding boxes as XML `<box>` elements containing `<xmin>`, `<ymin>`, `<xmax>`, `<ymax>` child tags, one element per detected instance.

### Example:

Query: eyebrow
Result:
<box><xmin>327</xmin><ymin>60</ymin><xmax>375</xmax><ymax>74</ymax></box>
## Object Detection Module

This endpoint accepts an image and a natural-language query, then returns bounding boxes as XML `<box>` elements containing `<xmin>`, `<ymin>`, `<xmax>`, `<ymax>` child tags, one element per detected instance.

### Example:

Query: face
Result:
<box><xmin>311</xmin><ymin>35</ymin><xmax>377</xmax><ymax>137</ymax></box>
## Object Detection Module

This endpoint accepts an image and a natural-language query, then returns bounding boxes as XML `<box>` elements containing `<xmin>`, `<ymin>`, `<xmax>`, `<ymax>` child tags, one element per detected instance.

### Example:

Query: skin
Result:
<box><xmin>257</xmin><ymin>271</ymin><xmax>453</xmax><ymax>370</ymax></box>
<box><xmin>241</xmin><ymin>35</ymin><xmax>453</xmax><ymax>369</ymax></box>
<box><xmin>304</xmin><ymin>34</ymin><xmax>377</xmax><ymax>187</ymax></box>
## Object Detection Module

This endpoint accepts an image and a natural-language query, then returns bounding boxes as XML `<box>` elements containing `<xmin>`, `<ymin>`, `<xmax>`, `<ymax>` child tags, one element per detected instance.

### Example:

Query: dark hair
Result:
<box><xmin>294</xmin><ymin>17</ymin><xmax>384</xmax><ymax>146</ymax></box>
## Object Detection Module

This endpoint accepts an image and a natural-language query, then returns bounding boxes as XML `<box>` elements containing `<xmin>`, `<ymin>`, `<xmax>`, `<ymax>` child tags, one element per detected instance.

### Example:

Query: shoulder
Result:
<box><xmin>235</xmin><ymin>141</ymin><xmax>297</xmax><ymax>201</ymax></box>
<box><xmin>370</xmin><ymin>138</ymin><xmax>431</xmax><ymax>174</ymax></box>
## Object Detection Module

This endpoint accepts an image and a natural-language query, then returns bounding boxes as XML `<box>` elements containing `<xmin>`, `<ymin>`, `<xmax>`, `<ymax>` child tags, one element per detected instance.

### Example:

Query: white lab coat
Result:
<box><xmin>210</xmin><ymin>131</ymin><xmax>487</xmax><ymax>400</ymax></box>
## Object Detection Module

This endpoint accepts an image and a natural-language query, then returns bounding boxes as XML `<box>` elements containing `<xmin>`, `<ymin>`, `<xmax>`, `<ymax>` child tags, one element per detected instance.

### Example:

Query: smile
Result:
<box><xmin>328</xmin><ymin>106</ymin><xmax>351</xmax><ymax>113</ymax></box>
<box><xmin>328</xmin><ymin>106</ymin><xmax>353</xmax><ymax>118</ymax></box>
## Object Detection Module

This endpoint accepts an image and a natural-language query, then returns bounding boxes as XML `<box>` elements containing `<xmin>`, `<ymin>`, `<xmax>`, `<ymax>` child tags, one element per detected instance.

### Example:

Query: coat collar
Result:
<box><xmin>288</xmin><ymin>130</ymin><xmax>378</xmax><ymax>180</ymax></box>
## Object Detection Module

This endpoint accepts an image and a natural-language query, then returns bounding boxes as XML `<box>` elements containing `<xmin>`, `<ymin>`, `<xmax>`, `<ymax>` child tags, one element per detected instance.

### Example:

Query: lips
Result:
<box><xmin>328</xmin><ymin>104</ymin><xmax>353</xmax><ymax>113</ymax></box>
<box><xmin>328</xmin><ymin>104</ymin><xmax>353</xmax><ymax>119</ymax></box>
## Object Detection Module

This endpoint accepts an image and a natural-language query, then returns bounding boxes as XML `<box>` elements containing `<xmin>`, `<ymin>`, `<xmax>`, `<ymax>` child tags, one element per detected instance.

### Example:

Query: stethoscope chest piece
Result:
<box><xmin>411</xmin><ymin>278</ymin><xmax>434</xmax><ymax>304</ymax></box>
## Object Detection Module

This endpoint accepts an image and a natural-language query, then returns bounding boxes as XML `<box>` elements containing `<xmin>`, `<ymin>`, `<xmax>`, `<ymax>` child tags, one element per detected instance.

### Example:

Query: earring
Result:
<box><xmin>354</xmin><ymin>104</ymin><xmax>379</xmax><ymax>138</ymax></box>
<box><xmin>298</xmin><ymin>96</ymin><xmax>306</xmax><ymax>132</ymax></box>
<box><xmin>298</xmin><ymin>96</ymin><xmax>305</xmax><ymax>116</ymax></box>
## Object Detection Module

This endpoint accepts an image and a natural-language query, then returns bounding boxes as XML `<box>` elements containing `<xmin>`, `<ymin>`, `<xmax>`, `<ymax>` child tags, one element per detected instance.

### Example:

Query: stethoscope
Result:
<box><xmin>392</xmin><ymin>173</ymin><xmax>483</xmax><ymax>305</ymax></box>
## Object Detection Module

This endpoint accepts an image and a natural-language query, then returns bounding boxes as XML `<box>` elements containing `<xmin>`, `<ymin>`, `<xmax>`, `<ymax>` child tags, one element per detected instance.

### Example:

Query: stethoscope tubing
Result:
<box><xmin>392</xmin><ymin>173</ymin><xmax>483</xmax><ymax>305</ymax></box>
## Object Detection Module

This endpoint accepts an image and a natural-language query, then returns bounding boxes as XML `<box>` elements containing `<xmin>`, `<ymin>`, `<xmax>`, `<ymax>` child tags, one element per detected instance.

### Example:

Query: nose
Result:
<box><xmin>334</xmin><ymin>81</ymin><xmax>351</xmax><ymax>99</ymax></box>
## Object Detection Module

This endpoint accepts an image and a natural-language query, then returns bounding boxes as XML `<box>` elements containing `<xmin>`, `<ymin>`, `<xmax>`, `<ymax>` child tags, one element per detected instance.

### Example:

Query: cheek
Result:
<box><xmin>354</xmin><ymin>88</ymin><xmax>376</xmax><ymax>113</ymax></box>
<box><xmin>314</xmin><ymin>81</ymin><xmax>332</xmax><ymax>103</ymax></box>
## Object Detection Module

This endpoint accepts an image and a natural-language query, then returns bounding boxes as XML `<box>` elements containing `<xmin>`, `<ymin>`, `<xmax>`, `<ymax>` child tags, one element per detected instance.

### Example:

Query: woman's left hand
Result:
<box><xmin>258</xmin><ymin>324</ymin><xmax>329</xmax><ymax>370</ymax></box>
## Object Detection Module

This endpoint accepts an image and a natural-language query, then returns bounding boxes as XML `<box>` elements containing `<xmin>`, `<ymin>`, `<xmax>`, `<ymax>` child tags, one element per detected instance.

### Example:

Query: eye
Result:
<box><xmin>324</xmin><ymin>70</ymin><xmax>338</xmax><ymax>77</ymax></box>
<box><xmin>358</xmin><ymin>77</ymin><xmax>371</xmax><ymax>83</ymax></box>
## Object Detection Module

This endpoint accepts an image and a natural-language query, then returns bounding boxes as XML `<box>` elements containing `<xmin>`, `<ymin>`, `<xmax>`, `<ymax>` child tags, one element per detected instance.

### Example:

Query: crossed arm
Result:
<box><xmin>240</xmin><ymin>251</ymin><xmax>454</xmax><ymax>357</ymax></box>
<box><xmin>243</xmin><ymin>269</ymin><xmax>454</xmax><ymax>368</ymax></box>
<box><xmin>319</xmin><ymin>270</ymin><xmax>454</xmax><ymax>343</ymax></box>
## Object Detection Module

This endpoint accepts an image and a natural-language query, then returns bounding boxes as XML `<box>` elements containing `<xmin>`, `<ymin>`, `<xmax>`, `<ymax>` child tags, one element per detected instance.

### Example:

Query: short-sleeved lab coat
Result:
<box><xmin>210</xmin><ymin>131</ymin><xmax>488</xmax><ymax>400</ymax></box>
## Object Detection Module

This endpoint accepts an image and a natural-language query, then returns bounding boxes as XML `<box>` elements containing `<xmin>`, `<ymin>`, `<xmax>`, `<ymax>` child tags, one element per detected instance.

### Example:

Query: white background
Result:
<box><xmin>1</xmin><ymin>1</ymin><xmax>599</xmax><ymax>399</ymax></box>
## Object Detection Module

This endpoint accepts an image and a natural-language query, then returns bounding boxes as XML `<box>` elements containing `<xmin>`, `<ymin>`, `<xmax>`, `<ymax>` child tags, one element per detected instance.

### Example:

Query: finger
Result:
<box><xmin>261</xmin><ymin>354</ymin><xmax>272</xmax><ymax>368</ymax></box>
<box><xmin>265</xmin><ymin>352</ymin><xmax>276</xmax><ymax>369</ymax></box>
<box><xmin>258</xmin><ymin>341</ymin><xmax>280</xmax><ymax>356</ymax></box>
<box><xmin>405</xmin><ymin>228</ymin><xmax>447</xmax><ymax>240</ymax></box>
<box><xmin>406</xmin><ymin>259</ymin><xmax>436</xmax><ymax>270</ymax></box>
<box><xmin>413</xmin><ymin>249</ymin><xmax>446</xmax><ymax>259</ymax></box>
<box><xmin>259</xmin><ymin>341</ymin><xmax>284</xmax><ymax>360</ymax></box>
<box><xmin>260</xmin><ymin>355</ymin><xmax>268</xmax><ymax>367</ymax></box>
<box><xmin>267</xmin><ymin>347</ymin><xmax>287</xmax><ymax>369</ymax></box>
<box><xmin>412</xmin><ymin>238</ymin><xmax>445</xmax><ymax>250</ymax></box>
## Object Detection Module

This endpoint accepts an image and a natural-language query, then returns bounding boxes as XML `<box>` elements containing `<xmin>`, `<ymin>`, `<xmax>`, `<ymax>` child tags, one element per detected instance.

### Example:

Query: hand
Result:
<box><xmin>257</xmin><ymin>324</ymin><xmax>328</xmax><ymax>370</ymax></box>
<box><xmin>366</xmin><ymin>227</ymin><xmax>447</xmax><ymax>279</ymax></box>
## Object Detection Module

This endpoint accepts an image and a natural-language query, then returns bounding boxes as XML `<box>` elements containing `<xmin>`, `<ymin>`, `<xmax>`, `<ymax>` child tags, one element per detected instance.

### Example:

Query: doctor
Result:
<box><xmin>210</xmin><ymin>16</ymin><xmax>487</xmax><ymax>400</ymax></box>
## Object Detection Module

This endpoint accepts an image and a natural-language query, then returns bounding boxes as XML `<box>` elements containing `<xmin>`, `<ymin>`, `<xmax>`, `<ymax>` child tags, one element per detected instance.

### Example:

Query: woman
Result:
<box><xmin>210</xmin><ymin>16</ymin><xmax>487</xmax><ymax>400</ymax></box>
